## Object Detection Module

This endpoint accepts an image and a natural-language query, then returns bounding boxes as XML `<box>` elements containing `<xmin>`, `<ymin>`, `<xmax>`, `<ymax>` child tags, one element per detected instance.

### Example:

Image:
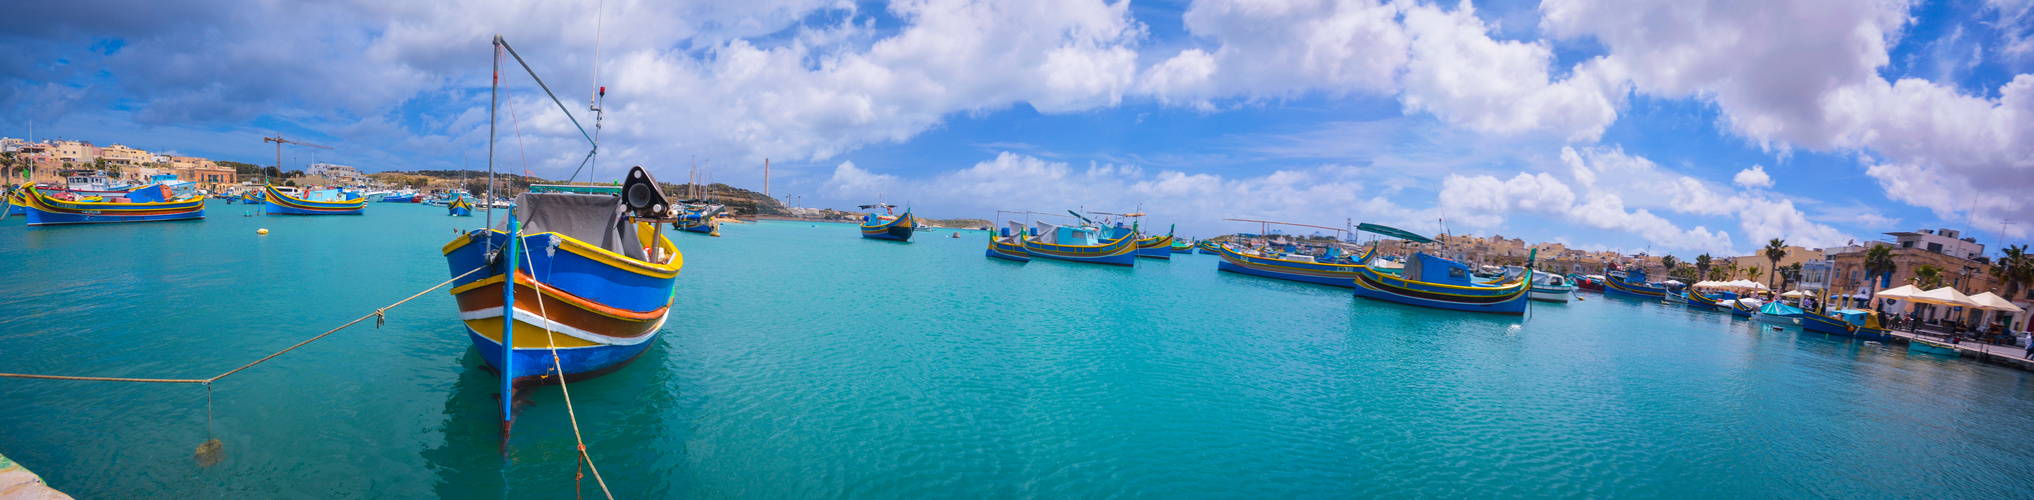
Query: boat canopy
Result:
<box><xmin>1758</xmin><ymin>302</ymin><xmax>1804</xmax><ymax>316</ymax></box>
<box><xmin>1404</xmin><ymin>252</ymin><xmax>1474</xmax><ymax>286</ymax></box>
<box><xmin>1356</xmin><ymin>222</ymin><xmax>1434</xmax><ymax>243</ymax></box>
<box><xmin>499</xmin><ymin>192</ymin><xmax>647</xmax><ymax>260</ymax></box>
<box><xmin>1831</xmin><ymin>309</ymin><xmax>1882</xmax><ymax>329</ymax></box>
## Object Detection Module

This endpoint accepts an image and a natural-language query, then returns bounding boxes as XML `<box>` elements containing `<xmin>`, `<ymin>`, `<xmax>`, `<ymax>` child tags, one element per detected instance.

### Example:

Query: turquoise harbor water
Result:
<box><xmin>4</xmin><ymin>201</ymin><xmax>2034</xmax><ymax>498</ymax></box>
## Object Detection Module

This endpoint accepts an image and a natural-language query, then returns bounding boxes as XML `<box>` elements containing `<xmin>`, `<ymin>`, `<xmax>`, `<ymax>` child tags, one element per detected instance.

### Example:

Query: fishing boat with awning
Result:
<box><xmin>1602</xmin><ymin>266</ymin><xmax>1669</xmax><ymax>299</ymax></box>
<box><xmin>1021</xmin><ymin>212</ymin><xmax>1137</xmax><ymax>266</ymax></box>
<box><xmin>1346</xmin><ymin>222</ymin><xmax>1532</xmax><ymax>315</ymax></box>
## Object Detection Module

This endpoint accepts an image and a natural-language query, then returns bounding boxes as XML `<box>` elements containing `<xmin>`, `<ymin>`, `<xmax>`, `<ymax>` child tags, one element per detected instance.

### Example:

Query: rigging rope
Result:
<box><xmin>519</xmin><ymin>234</ymin><xmax>615</xmax><ymax>500</ymax></box>
<box><xmin>0</xmin><ymin>266</ymin><xmax>484</xmax><ymax>384</ymax></box>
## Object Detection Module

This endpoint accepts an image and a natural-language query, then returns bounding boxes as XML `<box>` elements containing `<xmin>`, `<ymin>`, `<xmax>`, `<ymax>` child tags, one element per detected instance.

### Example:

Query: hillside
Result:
<box><xmin>369</xmin><ymin>169</ymin><xmax>789</xmax><ymax>216</ymax></box>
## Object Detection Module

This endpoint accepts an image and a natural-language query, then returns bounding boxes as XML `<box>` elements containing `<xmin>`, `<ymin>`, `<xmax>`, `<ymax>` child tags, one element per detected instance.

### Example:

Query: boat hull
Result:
<box><xmin>986</xmin><ymin>239</ymin><xmax>1030</xmax><ymax>262</ymax></box>
<box><xmin>1909</xmin><ymin>338</ymin><xmax>1960</xmax><ymax>356</ymax></box>
<box><xmin>861</xmin><ymin>213</ymin><xmax>915</xmax><ymax>241</ymax></box>
<box><xmin>1023</xmin><ymin>233</ymin><xmax>1137</xmax><ymax>266</ymax></box>
<box><xmin>1215</xmin><ymin>245</ymin><xmax>1362</xmax><ymax>287</ymax></box>
<box><xmin>19</xmin><ymin>187</ymin><xmax>205</xmax><ymax>226</ymax></box>
<box><xmin>1686</xmin><ymin>292</ymin><xmax>1724</xmax><ymax>311</ymax></box>
<box><xmin>1351</xmin><ymin>263</ymin><xmax>1530</xmax><ymax>315</ymax></box>
<box><xmin>1799</xmin><ymin>311</ymin><xmax>1895</xmax><ymax>342</ymax></box>
<box><xmin>264</xmin><ymin>186</ymin><xmax>366</xmax><ymax>215</ymax></box>
<box><xmin>1730</xmin><ymin>302</ymin><xmax>1756</xmax><ymax>318</ymax></box>
<box><xmin>1529</xmin><ymin>286</ymin><xmax>1574</xmax><ymax>303</ymax></box>
<box><xmin>1603</xmin><ymin>278</ymin><xmax>1666</xmax><ymax>299</ymax></box>
<box><xmin>443</xmin><ymin>227</ymin><xmax>680</xmax><ymax>385</ymax></box>
<box><xmin>1135</xmin><ymin>235</ymin><xmax>1174</xmax><ymax>259</ymax></box>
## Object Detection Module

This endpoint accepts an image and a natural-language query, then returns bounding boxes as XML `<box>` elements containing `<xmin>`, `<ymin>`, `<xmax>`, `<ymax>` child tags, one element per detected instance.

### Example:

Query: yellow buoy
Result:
<box><xmin>257</xmin><ymin>228</ymin><xmax>269</xmax><ymax>235</ymax></box>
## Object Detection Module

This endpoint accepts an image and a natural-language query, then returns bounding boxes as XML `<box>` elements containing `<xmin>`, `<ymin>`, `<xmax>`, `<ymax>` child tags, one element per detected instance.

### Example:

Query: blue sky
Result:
<box><xmin>3</xmin><ymin>0</ymin><xmax>2032</xmax><ymax>259</ymax></box>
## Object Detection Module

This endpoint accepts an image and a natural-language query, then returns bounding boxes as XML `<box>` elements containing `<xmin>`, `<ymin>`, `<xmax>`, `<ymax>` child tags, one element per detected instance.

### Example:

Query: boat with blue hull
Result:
<box><xmin>1910</xmin><ymin>337</ymin><xmax>1960</xmax><ymax>356</ymax></box>
<box><xmin>1350</xmin><ymin>247</ymin><xmax>1531</xmax><ymax>315</ymax></box>
<box><xmin>671</xmin><ymin>203</ymin><xmax>724</xmax><ymax>236</ymax></box>
<box><xmin>443</xmin><ymin>180</ymin><xmax>682</xmax><ymax>388</ymax></box>
<box><xmin>18</xmin><ymin>185</ymin><xmax>205</xmax><ymax>226</ymax></box>
<box><xmin>264</xmin><ymin>185</ymin><xmax>366</xmax><ymax>215</ymax></box>
<box><xmin>3</xmin><ymin>187</ymin><xmax>23</xmax><ymax>216</ymax></box>
<box><xmin>1196</xmin><ymin>240</ymin><xmax>1219</xmax><ymax>255</ymax></box>
<box><xmin>1022</xmin><ymin>220</ymin><xmax>1137</xmax><ymax>266</ymax></box>
<box><xmin>1723</xmin><ymin>298</ymin><xmax>1761</xmax><ymax>318</ymax></box>
<box><xmin>858</xmin><ymin>203</ymin><xmax>916</xmax><ymax>241</ymax></box>
<box><xmin>1602</xmin><ymin>267</ymin><xmax>1669</xmax><ymax>299</ymax></box>
<box><xmin>1170</xmin><ymin>239</ymin><xmax>1193</xmax><ymax>254</ymax></box>
<box><xmin>1801</xmin><ymin>309</ymin><xmax>1895</xmax><ymax>342</ymax></box>
<box><xmin>1135</xmin><ymin>233</ymin><xmax>1175</xmax><ymax>259</ymax></box>
<box><xmin>448</xmin><ymin>194</ymin><xmax>473</xmax><ymax>217</ymax></box>
<box><xmin>1686</xmin><ymin>291</ymin><xmax>1727</xmax><ymax>311</ymax></box>
<box><xmin>1215</xmin><ymin>243</ymin><xmax>1365</xmax><ymax>287</ymax></box>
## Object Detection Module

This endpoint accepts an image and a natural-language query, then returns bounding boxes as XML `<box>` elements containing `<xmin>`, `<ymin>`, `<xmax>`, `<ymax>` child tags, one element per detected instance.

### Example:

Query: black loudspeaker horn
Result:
<box><xmin>621</xmin><ymin>166</ymin><xmax>672</xmax><ymax>218</ymax></box>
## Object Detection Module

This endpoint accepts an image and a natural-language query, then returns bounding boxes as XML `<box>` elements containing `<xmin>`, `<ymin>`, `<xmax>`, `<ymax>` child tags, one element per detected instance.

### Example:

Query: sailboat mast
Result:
<box><xmin>486</xmin><ymin>36</ymin><xmax>501</xmax><ymax>229</ymax></box>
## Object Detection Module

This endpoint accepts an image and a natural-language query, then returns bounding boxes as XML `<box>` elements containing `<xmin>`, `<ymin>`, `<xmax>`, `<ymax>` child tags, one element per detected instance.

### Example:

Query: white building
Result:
<box><xmin>306</xmin><ymin>162</ymin><xmax>367</xmax><ymax>184</ymax></box>
<box><xmin>1886</xmin><ymin>228</ymin><xmax>1986</xmax><ymax>260</ymax></box>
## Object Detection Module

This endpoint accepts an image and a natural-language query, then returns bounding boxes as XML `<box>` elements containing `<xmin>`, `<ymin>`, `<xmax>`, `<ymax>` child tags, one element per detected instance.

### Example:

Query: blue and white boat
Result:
<box><xmin>1215</xmin><ymin>243</ymin><xmax>1366</xmax><ymax>287</ymax></box>
<box><xmin>1754</xmin><ymin>301</ymin><xmax>1805</xmax><ymax>326</ymax></box>
<box><xmin>986</xmin><ymin>221</ymin><xmax>1030</xmax><ymax>262</ymax></box>
<box><xmin>1022</xmin><ymin>220</ymin><xmax>1137</xmax><ymax>266</ymax></box>
<box><xmin>1350</xmin><ymin>246</ymin><xmax>1532</xmax><ymax>315</ymax></box>
<box><xmin>1802</xmin><ymin>308</ymin><xmax>1896</xmax><ymax>342</ymax></box>
<box><xmin>858</xmin><ymin>203</ymin><xmax>916</xmax><ymax>241</ymax></box>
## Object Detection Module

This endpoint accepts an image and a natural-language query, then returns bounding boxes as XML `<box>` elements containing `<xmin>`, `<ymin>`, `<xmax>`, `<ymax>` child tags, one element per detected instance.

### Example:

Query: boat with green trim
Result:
<box><xmin>1022</xmin><ymin>219</ymin><xmax>1137</xmax><ymax>266</ymax></box>
<box><xmin>1350</xmin><ymin>246</ymin><xmax>1532</xmax><ymax>315</ymax></box>
<box><xmin>264</xmin><ymin>185</ymin><xmax>366</xmax><ymax>215</ymax></box>
<box><xmin>859</xmin><ymin>203</ymin><xmax>915</xmax><ymax>241</ymax></box>
<box><xmin>17</xmin><ymin>184</ymin><xmax>205</xmax><ymax>226</ymax></box>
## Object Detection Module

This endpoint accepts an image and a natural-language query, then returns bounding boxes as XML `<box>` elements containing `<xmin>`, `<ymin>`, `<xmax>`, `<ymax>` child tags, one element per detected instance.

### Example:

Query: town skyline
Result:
<box><xmin>4</xmin><ymin>0</ymin><xmax>2031</xmax><ymax>256</ymax></box>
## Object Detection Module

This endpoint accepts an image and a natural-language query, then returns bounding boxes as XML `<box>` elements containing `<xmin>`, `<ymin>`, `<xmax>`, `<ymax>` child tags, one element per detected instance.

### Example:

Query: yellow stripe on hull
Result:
<box><xmin>461</xmin><ymin>317</ymin><xmax>606</xmax><ymax>349</ymax></box>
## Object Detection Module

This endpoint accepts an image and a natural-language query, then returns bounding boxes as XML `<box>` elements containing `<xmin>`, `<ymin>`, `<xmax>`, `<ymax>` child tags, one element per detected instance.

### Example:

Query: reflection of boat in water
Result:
<box><xmin>1529</xmin><ymin>273</ymin><xmax>1576</xmax><ymax>303</ymax></box>
<box><xmin>18</xmin><ymin>184</ymin><xmax>206</xmax><ymax>226</ymax></box>
<box><xmin>264</xmin><ymin>185</ymin><xmax>367</xmax><ymax>215</ymax></box>
<box><xmin>858</xmin><ymin>203</ymin><xmax>916</xmax><ymax>241</ymax></box>
<box><xmin>442</xmin><ymin>170</ymin><xmax>682</xmax><ymax>390</ymax></box>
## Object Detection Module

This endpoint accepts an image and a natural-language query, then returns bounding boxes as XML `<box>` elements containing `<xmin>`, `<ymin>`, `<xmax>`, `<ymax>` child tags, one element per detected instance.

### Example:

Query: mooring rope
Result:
<box><xmin>0</xmin><ymin>266</ymin><xmax>484</xmax><ymax>384</ymax></box>
<box><xmin>520</xmin><ymin>235</ymin><xmax>615</xmax><ymax>500</ymax></box>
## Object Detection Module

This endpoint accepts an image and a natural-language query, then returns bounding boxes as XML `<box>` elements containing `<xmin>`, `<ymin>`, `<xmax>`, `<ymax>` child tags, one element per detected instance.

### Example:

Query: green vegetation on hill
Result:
<box><xmin>661</xmin><ymin>182</ymin><xmax>788</xmax><ymax>216</ymax></box>
<box><xmin>367</xmin><ymin>169</ymin><xmax>790</xmax><ymax>216</ymax></box>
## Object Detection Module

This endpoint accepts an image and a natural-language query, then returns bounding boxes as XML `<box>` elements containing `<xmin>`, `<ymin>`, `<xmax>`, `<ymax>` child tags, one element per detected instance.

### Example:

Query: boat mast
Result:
<box><xmin>487</xmin><ymin>36</ymin><xmax>501</xmax><ymax>229</ymax></box>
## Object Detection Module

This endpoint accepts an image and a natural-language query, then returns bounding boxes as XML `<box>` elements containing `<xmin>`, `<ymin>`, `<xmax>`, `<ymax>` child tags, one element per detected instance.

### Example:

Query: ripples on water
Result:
<box><xmin>2</xmin><ymin>207</ymin><xmax>2032</xmax><ymax>498</ymax></box>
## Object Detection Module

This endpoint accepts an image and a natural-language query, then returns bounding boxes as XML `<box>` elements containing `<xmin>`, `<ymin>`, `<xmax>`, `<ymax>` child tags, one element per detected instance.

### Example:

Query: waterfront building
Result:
<box><xmin>307</xmin><ymin>162</ymin><xmax>368</xmax><ymax>184</ymax></box>
<box><xmin>1886</xmin><ymin>228</ymin><xmax>1985</xmax><ymax>260</ymax></box>
<box><xmin>96</xmin><ymin>144</ymin><xmax>152</xmax><ymax>166</ymax></box>
<box><xmin>50</xmin><ymin>140</ymin><xmax>94</xmax><ymax>164</ymax></box>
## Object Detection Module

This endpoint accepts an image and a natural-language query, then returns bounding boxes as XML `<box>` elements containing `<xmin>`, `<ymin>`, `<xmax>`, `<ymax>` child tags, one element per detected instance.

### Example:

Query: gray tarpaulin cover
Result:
<box><xmin>496</xmin><ymin>192</ymin><xmax>647</xmax><ymax>261</ymax></box>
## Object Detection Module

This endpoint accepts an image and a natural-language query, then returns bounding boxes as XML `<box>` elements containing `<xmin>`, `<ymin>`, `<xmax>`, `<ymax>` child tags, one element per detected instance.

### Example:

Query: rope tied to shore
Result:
<box><xmin>0</xmin><ymin>266</ymin><xmax>485</xmax><ymax>467</ymax></box>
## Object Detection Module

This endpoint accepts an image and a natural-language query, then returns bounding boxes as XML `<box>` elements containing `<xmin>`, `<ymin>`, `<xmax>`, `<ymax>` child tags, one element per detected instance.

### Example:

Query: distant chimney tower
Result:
<box><xmin>764</xmin><ymin>158</ymin><xmax>770</xmax><ymax>198</ymax></box>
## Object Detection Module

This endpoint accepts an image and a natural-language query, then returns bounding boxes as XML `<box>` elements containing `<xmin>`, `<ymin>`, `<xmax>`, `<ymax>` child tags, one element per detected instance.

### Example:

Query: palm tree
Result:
<box><xmin>1745</xmin><ymin>265</ymin><xmax>1762</xmax><ymax>293</ymax></box>
<box><xmin>1764</xmin><ymin>238</ymin><xmax>1788</xmax><ymax>291</ymax></box>
<box><xmin>1991</xmin><ymin>244</ymin><xmax>2032</xmax><ymax>301</ymax></box>
<box><xmin>1695</xmin><ymin>254</ymin><xmax>1712</xmax><ymax>281</ymax></box>
<box><xmin>1863</xmin><ymin>244</ymin><xmax>1896</xmax><ymax>290</ymax></box>
<box><xmin>1914</xmin><ymin>264</ymin><xmax>1944</xmax><ymax>289</ymax></box>
<box><xmin>1661</xmin><ymin>255</ymin><xmax>1680</xmax><ymax>277</ymax></box>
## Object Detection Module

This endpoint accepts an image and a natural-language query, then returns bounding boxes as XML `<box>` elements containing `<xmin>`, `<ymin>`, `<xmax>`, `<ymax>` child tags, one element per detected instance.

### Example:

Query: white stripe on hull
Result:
<box><xmin>459</xmin><ymin>306</ymin><xmax>667</xmax><ymax>346</ymax></box>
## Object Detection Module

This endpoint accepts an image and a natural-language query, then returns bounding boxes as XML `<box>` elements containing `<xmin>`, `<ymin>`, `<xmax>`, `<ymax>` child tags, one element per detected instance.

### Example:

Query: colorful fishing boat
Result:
<box><xmin>1685</xmin><ymin>291</ymin><xmax>1726</xmax><ymax>311</ymax></box>
<box><xmin>263</xmin><ymin>185</ymin><xmax>366</xmax><ymax>215</ymax></box>
<box><xmin>1602</xmin><ymin>267</ymin><xmax>1669</xmax><ymax>299</ymax></box>
<box><xmin>671</xmin><ymin>203</ymin><xmax>724</xmax><ymax>236</ymax></box>
<box><xmin>381</xmin><ymin>192</ymin><xmax>419</xmax><ymax>203</ymax></box>
<box><xmin>3</xmin><ymin>186</ymin><xmax>24</xmax><ymax>216</ymax></box>
<box><xmin>1754</xmin><ymin>301</ymin><xmax>1805</xmax><ymax>327</ymax></box>
<box><xmin>1909</xmin><ymin>337</ymin><xmax>1960</xmax><ymax>356</ymax></box>
<box><xmin>1170</xmin><ymin>239</ymin><xmax>1193</xmax><ymax>254</ymax></box>
<box><xmin>1022</xmin><ymin>219</ymin><xmax>1137</xmax><ymax>266</ymax></box>
<box><xmin>1196</xmin><ymin>240</ymin><xmax>1220</xmax><ymax>255</ymax></box>
<box><xmin>1573</xmin><ymin>274</ymin><xmax>1605</xmax><ymax>292</ymax></box>
<box><xmin>1801</xmin><ymin>308</ymin><xmax>1895</xmax><ymax>342</ymax></box>
<box><xmin>985</xmin><ymin>221</ymin><xmax>1030</xmax><ymax>262</ymax></box>
<box><xmin>1724</xmin><ymin>298</ymin><xmax>1762</xmax><ymax>318</ymax></box>
<box><xmin>443</xmin><ymin>171</ymin><xmax>680</xmax><ymax>390</ymax></box>
<box><xmin>1215</xmin><ymin>243</ymin><xmax>1366</xmax><ymax>287</ymax></box>
<box><xmin>858</xmin><ymin>203</ymin><xmax>916</xmax><ymax>241</ymax></box>
<box><xmin>239</xmin><ymin>189</ymin><xmax>263</xmax><ymax>205</ymax></box>
<box><xmin>448</xmin><ymin>194</ymin><xmax>474</xmax><ymax>217</ymax></box>
<box><xmin>1350</xmin><ymin>247</ymin><xmax>1532</xmax><ymax>315</ymax></box>
<box><xmin>1529</xmin><ymin>273</ymin><xmax>1576</xmax><ymax>303</ymax></box>
<box><xmin>1135</xmin><ymin>233</ymin><xmax>1175</xmax><ymax>259</ymax></box>
<box><xmin>17</xmin><ymin>184</ymin><xmax>205</xmax><ymax>226</ymax></box>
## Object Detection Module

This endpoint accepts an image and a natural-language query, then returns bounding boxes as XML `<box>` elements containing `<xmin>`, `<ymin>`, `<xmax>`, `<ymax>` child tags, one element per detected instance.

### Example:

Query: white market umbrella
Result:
<box><xmin>1968</xmin><ymin>292</ymin><xmax>2023</xmax><ymax>313</ymax></box>
<box><xmin>1908</xmin><ymin>287</ymin><xmax>1979</xmax><ymax>308</ymax></box>
<box><xmin>1780</xmin><ymin>290</ymin><xmax>1809</xmax><ymax>298</ymax></box>
<box><xmin>1875</xmin><ymin>285</ymin><xmax>1922</xmax><ymax>300</ymax></box>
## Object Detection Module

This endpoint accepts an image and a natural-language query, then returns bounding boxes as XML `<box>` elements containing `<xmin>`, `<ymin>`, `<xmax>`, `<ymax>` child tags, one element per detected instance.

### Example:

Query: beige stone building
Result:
<box><xmin>96</xmin><ymin>144</ymin><xmax>153</xmax><ymax>166</ymax></box>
